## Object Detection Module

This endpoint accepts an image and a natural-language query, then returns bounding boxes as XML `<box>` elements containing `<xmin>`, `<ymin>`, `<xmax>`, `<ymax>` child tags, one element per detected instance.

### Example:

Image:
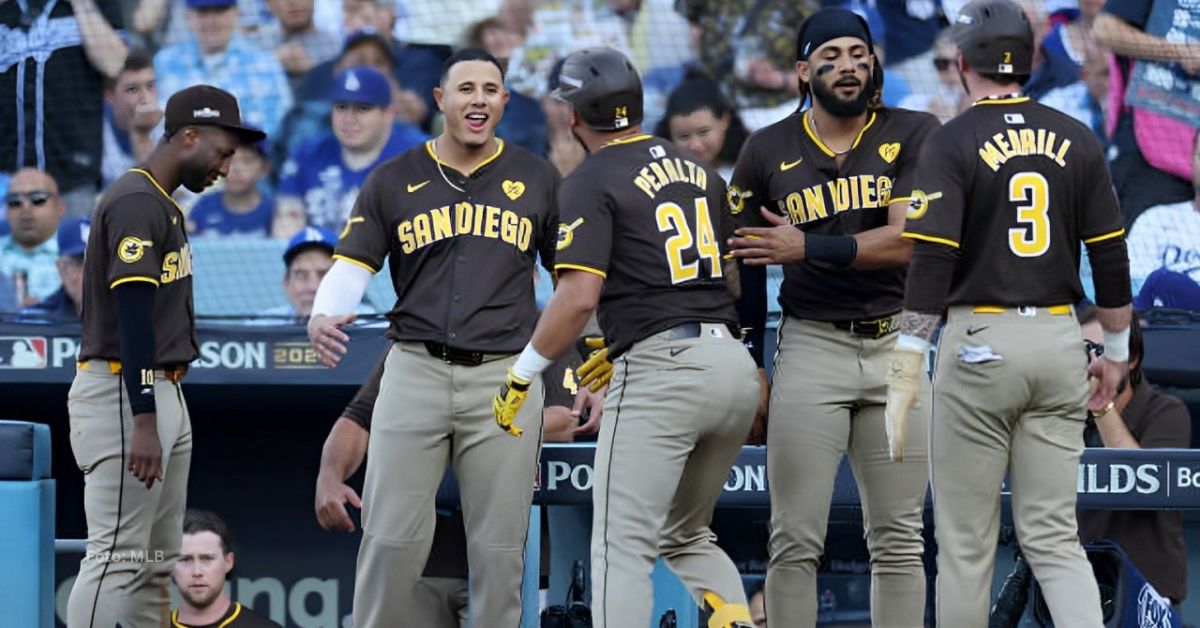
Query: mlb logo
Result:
<box><xmin>0</xmin><ymin>336</ymin><xmax>48</xmax><ymax>369</ymax></box>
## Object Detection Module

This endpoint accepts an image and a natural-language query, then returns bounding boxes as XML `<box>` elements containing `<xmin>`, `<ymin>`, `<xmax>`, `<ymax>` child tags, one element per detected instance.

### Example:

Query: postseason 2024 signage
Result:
<box><xmin>1126</xmin><ymin>0</ymin><xmax>1200</xmax><ymax>127</ymax></box>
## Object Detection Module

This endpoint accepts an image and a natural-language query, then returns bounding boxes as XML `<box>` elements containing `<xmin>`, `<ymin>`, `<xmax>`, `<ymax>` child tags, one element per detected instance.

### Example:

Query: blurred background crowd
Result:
<box><xmin>3</xmin><ymin>0</ymin><xmax>1199</xmax><ymax>320</ymax></box>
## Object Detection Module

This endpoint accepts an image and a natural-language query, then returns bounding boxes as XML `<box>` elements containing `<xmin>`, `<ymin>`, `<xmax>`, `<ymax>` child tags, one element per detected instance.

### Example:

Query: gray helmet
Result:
<box><xmin>550</xmin><ymin>47</ymin><xmax>644</xmax><ymax>131</ymax></box>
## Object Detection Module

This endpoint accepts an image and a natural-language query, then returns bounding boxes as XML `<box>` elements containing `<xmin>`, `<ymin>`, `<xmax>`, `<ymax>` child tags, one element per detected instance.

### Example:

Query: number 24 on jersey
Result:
<box><xmin>657</xmin><ymin>197</ymin><xmax>723</xmax><ymax>284</ymax></box>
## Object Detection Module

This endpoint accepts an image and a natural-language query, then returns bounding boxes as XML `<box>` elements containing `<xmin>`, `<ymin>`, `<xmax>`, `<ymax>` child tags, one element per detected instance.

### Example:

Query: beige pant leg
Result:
<box><xmin>353</xmin><ymin>344</ymin><xmax>454</xmax><ymax>628</ymax></box>
<box><xmin>451</xmin><ymin>354</ymin><xmax>543</xmax><ymax>628</ymax></box>
<box><xmin>591</xmin><ymin>330</ymin><xmax>757</xmax><ymax>628</ymax></box>
<box><xmin>411</xmin><ymin>577</ymin><xmax>470</xmax><ymax>628</ymax></box>
<box><xmin>66</xmin><ymin>369</ymin><xmax>189</xmax><ymax>628</ymax></box>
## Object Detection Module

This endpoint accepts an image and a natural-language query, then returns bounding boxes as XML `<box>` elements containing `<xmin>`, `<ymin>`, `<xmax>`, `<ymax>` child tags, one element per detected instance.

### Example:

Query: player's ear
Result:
<box><xmin>224</xmin><ymin>551</ymin><xmax>235</xmax><ymax>575</ymax></box>
<box><xmin>433</xmin><ymin>86</ymin><xmax>444</xmax><ymax>112</ymax></box>
<box><xmin>795</xmin><ymin>59</ymin><xmax>810</xmax><ymax>84</ymax></box>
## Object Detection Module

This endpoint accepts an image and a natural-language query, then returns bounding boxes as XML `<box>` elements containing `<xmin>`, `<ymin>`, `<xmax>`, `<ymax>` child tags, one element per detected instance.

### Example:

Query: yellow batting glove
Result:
<box><xmin>884</xmin><ymin>348</ymin><xmax>924</xmax><ymax>462</ymax></box>
<box><xmin>577</xmin><ymin>345</ymin><xmax>613</xmax><ymax>392</ymax></box>
<box><xmin>492</xmin><ymin>368</ymin><xmax>530</xmax><ymax>437</ymax></box>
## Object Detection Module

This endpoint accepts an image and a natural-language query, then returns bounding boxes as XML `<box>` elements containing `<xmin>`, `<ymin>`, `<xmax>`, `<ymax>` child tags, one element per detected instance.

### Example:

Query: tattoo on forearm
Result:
<box><xmin>899</xmin><ymin>310</ymin><xmax>941</xmax><ymax>343</ymax></box>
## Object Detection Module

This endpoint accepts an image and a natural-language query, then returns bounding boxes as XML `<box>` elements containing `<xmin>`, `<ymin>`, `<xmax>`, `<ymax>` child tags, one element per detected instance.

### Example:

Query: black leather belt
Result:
<box><xmin>832</xmin><ymin>315</ymin><xmax>898</xmax><ymax>339</ymax></box>
<box><xmin>662</xmin><ymin>322</ymin><xmax>703</xmax><ymax>340</ymax></box>
<box><xmin>424</xmin><ymin>342</ymin><xmax>488</xmax><ymax>366</ymax></box>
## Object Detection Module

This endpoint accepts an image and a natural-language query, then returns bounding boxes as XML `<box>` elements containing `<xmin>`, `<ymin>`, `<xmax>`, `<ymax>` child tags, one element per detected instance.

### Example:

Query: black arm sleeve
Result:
<box><xmin>115</xmin><ymin>282</ymin><xmax>157</xmax><ymax>415</ymax></box>
<box><xmin>1086</xmin><ymin>237</ymin><xmax>1133</xmax><ymax>308</ymax></box>
<box><xmin>735</xmin><ymin>262</ymin><xmax>768</xmax><ymax>367</ymax></box>
<box><xmin>343</xmin><ymin>347</ymin><xmax>388</xmax><ymax>431</ymax></box>
<box><xmin>903</xmin><ymin>242</ymin><xmax>959</xmax><ymax>313</ymax></box>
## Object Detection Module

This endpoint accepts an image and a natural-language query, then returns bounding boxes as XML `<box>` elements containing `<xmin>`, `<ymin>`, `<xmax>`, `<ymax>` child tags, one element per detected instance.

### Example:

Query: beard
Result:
<box><xmin>810</xmin><ymin>72</ymin><xmax>875</xmax><ymax>117</ymax></box>
<box><xmin>179</xmin><ymin>162</ymin><xmax>211</xmax><ymax>194</ymax></box>
<box><xmin>178</xmin><ymin>582</ymin><xmax>224</xmax><ymax>610</ymax></box>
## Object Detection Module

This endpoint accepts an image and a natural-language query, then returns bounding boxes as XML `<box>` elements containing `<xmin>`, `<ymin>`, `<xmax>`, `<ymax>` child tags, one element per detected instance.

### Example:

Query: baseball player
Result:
<box><xmin>885</xmin><ymin>1</ymin><xmax>1133</xmax><ymax>625</ymax></box>
<box><xmin>492</xmin><ymin>47</ymin><xmax>760</xmax><ymax>628</ymax></box>
<box><xmin>725</xmin><ymin>8</ymin><xmax>940</xmax><ymax>625</ymax></box>
<box><xmin>306</xmin><ymin>48</ymin><xmax>564</xmax><ymax>627</ymax></box>
<box><xmin>67</xmin><ymin>85</ymin><xmax>263</xmax><ymax>628</ymax></box>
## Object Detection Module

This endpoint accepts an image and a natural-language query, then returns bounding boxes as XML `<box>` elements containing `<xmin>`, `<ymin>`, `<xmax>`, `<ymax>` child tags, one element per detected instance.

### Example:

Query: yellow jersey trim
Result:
<box><xmin>110</xmin><ymin>276</ymin><xmax>160</xmax><ymax>289</ymax></box>
<box><xmin>605</xmin><ymin>134</ymin><xmax>653</xmax><ymax>146</ymax></box>
<box><xmin>171</xmin><ymin>609</ymin><xmax>184</xmax><ymax>628</ymax></box>
<box><xmin>218</xmin><ymin>603</ymin><xmax>243</xmax><ymax>628</ymax></box>
<box><xmin>973</xmin><ymin>96</ymin><xmax>1030</xmax><ymax>106</ymax></box>
<box><xmin>888</xmin><ymin>196</ymin><xmax>912</xmax><ymax>206</ymax></box>
<box><xmin>129</xmin><ymin>168</ymin><xmax>186</xmax><ymax>215</ymax></box>
<box><xmin>554</xmin><ymin>263</ymin><xmax>607</xmax><ymax>279</ymax></box>
<box><xmin>332</xmin><ymin>254</ymin><xmax>379</xmax><ymax>274</ymax></box>
<box><xmin>424</xmin><ymin>138</ymin><xmax>506</xmax><ymax>175</ymax></box>
<box><xmin>901</xmin><ymin>231</ymin><xmax>960</xmax><ymax>248</ymax></box>
<box><xmin>1082</xmin><ymin>228</ymin><xmax>1126</xmax><ymax>244</ymax></box>
<box><xmin>802</xmin><ymin>110</ymin><xmax>877</xmax><ymax>158</ymax></box>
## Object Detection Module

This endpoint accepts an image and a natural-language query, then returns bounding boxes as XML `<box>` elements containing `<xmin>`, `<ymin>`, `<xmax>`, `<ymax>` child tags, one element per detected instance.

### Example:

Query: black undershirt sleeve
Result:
<box><xmin>903</xmin><ymin>241</ymin><xmax>960</xmax><ymax>313</ymax></box>
<box><xmin>735</xmin><ymin>262</ymin><xmax>768</xmax><ymax>366</ymax></box>
<box><xmin>1086</xmin><ymin>237</ymin><xmax>1133</xmax><ymax>308</ymax></box>
<box><xmin>115</xmin><ymin>282</ymin><xmax>158</xmax><ymax>415</ymax></box>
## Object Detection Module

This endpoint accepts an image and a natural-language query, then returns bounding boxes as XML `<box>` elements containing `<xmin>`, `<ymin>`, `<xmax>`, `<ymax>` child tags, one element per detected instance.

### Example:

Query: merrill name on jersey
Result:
<box><xmin>397</xmin><ymin>202</ymin><xmax>535</xmax><ymax>254</ymax></box>
<box><xmin>978</xmin><ymin>127</ymin><xmax>1072</xmax><ymax>172</ymax></box>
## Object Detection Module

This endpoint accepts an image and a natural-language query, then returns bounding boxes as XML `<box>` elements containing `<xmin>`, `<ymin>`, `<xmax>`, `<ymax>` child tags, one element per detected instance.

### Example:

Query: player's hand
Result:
<box><xmin>572</xmin><ymin>386</ymin><xmax>605</xmax><ymax>436</ymax></box>
<box><xmin>576</xmin><ymin>337</ymin><xmax>613</xmax><ymax>392</ymax></box>
<box><xmin>492</xmin><ymin>368</ymin><xmax>530</xmax><ymax>437</ymax></box>
<box><xmin>129</xmin><ymin>413</ymin><xmax>163</xmax><ymax>489</ymax></box>
<box><xmin>308</xmin><ymin>313</ymin><xmax>357</xmax><ymax>367</ymax></box>
<box><xmin>1087</xmin><ymin>355</ymin><xmax>1129</xmax><ymax>413</ymax></box>
<box><xmin>884</xmin><ymin>348</ymin><xmax>924</xmax><ymax>462</ymax></box>
<box><xmin>130</xmin><ymin>102</ymin><xmax>164</xmax><ymax>134</ymax></box>
<box><xmin>727</xmin><ymin>208</ymin><xmax>805</xmax><ymax>266</ymax></box>
<box><xmin>315</xmin><ymin>472</ymin><xmax>362</xmax><ymax>533</ymax></box>
<box><xmin>747</xmin><ymin>368</ymin><xmax>769</xmax><ymax>445</ymax></box>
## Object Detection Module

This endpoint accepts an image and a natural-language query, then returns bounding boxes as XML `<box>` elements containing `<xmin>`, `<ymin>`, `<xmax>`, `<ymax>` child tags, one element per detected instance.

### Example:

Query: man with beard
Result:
<box><xmin>171</xmin><ymin>511</ymin><xmax>281</xmax><ymax>627</ymax></box>
<box><xmin>725</xmin><ymin>8</ymin><xmax>940</xmax><ymax>625</ymax></box>
<box><xmin>67</xmin><ymin>85</ymin><xmax>263</xmax><ymax>628</ymax></box>
<box><xmin>307</xmin><ymin>49</ymin><xmax>563</xmax><ymax>627</ymax></box>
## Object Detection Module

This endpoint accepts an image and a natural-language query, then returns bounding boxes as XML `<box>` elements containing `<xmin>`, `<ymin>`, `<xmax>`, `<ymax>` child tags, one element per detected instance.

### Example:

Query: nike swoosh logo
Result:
<box><xmin>669</xmin><ymin>346</ymin><xmax>690</xmax><ymax>357</ymax></box>
<box><xmin>407</xmin><ymin>180</ymin><xmax>430</xmax><ymax>193</ymax></box>
<box><xmin>780</xmin><ymin>158</ymin><xmax>803</xmax><ymax>171</ymax></box>
<box><xmin>966</xmin><ymin>325</ymin><xmax>988</xmax><ymax>336</ymax></box>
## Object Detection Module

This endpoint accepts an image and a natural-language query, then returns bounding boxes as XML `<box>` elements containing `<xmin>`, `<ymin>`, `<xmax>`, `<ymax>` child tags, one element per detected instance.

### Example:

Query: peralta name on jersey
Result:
<box><xmin>978</xmin><ymin>128</ymin><xmax>1072</xmax><ymax>172</ymax></box>
<box><xmin>634</xmin><ymin>156</ymin><xmax>708</xmax><ymax>198</ymax></box>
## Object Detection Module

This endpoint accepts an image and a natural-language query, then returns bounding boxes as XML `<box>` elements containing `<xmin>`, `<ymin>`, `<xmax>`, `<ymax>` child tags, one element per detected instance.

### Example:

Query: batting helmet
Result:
<box><xmin>949</xmin><ymin>0</ymin><xmax>1034</xmax><ymax>79</ymax></box>
<box><xmin>550</xmin><ymin>47</ymin><xmax>644</xmax><ymax>131</ymax></box>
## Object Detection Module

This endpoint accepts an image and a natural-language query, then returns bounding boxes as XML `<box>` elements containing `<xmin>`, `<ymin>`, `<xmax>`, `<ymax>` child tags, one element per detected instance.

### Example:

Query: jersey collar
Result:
<box><xmin>424</xmin><ymin>138</ymin><xmax>505</xmax><ymax>175</ymax></box>
<box><xmin>129</xmin><ymin>168</ymin><xmax>186</xmax><ymax>216</ymax></box>
<box><xmin>972</xmin><ymin>93</ymin><xmax>1029</xmax><ymax>106</ymax></box>
<box><xmin>801</xmin><ymin>110</ymin><xmax>878</xmax><ymax>158</ymax></box>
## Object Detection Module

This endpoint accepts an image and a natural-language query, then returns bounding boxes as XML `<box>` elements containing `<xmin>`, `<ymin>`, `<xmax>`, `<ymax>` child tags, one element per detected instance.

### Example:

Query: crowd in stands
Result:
<box><xmin>3</xmin><ymin>0</ymin><xmax>1200</xmax><ymax>318</ymax></box>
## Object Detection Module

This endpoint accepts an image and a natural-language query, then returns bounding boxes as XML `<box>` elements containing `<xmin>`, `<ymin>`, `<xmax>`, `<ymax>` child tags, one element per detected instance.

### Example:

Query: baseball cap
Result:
<box><xmin>164</xmin><ymin>85</ymin><xmax>267</xmax><ymax>144</ymax></box>
<box><xmin>57</xmin><ymin>217</ymin><xmax>90</xmax><ymax>258</ymax></box>
<box><xmin>330</xmin><ymin>67</ymin><xmax>392</xmax><ymax>107</ymax></box>
<box><xmin>948</xmin><ymin>0</ymin><xmax>1034</xmax><ymax>77</ymax></box>
<box><xmin>796</xmin><ymin>7</ymin><xmax>874</xmax><ymax>61</ymax></box>
<box><xmin>186</xmin><ymin>0</ymin><xmax>237</xmax><ymax>9</ymax></box>
<box><xmin>284</xmin><ymin>227</ymin><xmax>337</xmax><ymax>266</ymax></box>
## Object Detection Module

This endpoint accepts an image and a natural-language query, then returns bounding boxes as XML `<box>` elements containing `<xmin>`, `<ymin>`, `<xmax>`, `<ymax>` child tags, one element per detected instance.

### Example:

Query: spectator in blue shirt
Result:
<box><xmin>274</xmin><ymin>66</ymin><xmax>427</xmax><ymax>238</ymax></box>
<box><xmin>154</xmin><ymin>0</ymin><xmax>294</xmax><ymax>140</ymax></box>
<box><xmin>25</xmin><ymin>217</ymin><xmax>90</xmax><ymax>320</ymax></box>
<box><xmin>262</xmin><ymin>226</ymin><xmax>335</xmax><ymax>322</ymax></box>
<box><xmin>188</xmin><ymin>143</ymin><xmax>274</xmax><ymax>237</ymax></box>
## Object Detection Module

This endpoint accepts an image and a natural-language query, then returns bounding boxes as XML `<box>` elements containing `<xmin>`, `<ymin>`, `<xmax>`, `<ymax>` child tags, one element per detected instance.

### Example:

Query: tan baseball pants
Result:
<box><xmin>765</xmin><ymin>317</ymin><xmax>929</xmax><ymax>627</ymax></box>
<box><xmin>932</xmin><ymin>305</ymin><xmax>1101</xmax><ymax>628</ymax></box>
<box><xmin>353</xmin><ymin>342</ymin><xmax>543</xmax><ymax>628</ymax></box>
<box><xmin>413</xmin><ymin>577</ymin><xmax>469</xmax><ymax>627</ymax></box>
<box><xmin>590</xmin><ymin>323</ymin><xmax>760</xmax><ymax>627</ymax></box>
<box><xmin>66</xmin><ymin>362</ymin><xmax>193</xmax><ymax>628</ymax></box>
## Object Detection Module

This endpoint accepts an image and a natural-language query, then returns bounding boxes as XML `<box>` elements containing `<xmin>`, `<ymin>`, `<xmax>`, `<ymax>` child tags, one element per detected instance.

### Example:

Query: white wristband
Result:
<box><xmin>512</xmin><ymin>343</ymin><xmax>553</xmax><ymax>381</ymax></box>
<box><xmin>895</xmin><ymin>333</ymin><xmax>932</xmax><ymax>354</ymax></box>
<box><xmin>1102</xmin><ymin>327</ymin><xmax>1130</xmax><ymax>362</ymax></box>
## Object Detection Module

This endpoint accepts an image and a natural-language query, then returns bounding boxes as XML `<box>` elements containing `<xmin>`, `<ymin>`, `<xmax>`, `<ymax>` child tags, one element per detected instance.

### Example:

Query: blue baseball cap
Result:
<box><xmin>330</xmin><ymin>66</ymin><xmax>392</xmax><ymax>108</ymax></box>
<box><xmin>186</xmin><ymin>0</ymin><xmax>237</xmax><ymax>9</ymax></box>
<box><xmin>57</xmin><ymin>217</ymin><xmax>90</xmax><ymax>258</ymax></box>
<box><xmin>284</xmin><ymin>226</ymin><xmax>337</xmax><ymax>266</ymax></box>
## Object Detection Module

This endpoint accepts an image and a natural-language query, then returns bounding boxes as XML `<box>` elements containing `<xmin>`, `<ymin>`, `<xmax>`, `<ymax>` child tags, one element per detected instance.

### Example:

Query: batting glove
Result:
<box><xmin>492</xmin><ymin>368</ymin><xmax>530</xmax><ymax>437</ymax></box>
<box><xmin>576</xmin><ymin>336</ymin><xmax>613</xmax><ymax>392</ymax></box>
<box><xmin>884</xmin><ymin>348</ymin><xmax>924</xmax><ymax>462</ymax></box>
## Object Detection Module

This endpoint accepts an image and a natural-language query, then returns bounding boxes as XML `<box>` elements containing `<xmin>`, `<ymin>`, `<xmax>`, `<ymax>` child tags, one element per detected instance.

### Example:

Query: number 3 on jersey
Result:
<box><xmin>1008</xmin><ymin>171</ymin><xmax>1050</xmax><ymax>257</ymax></box>
<box><xmin>656</xmin><ymin>198</ymin><xmax>723</xmax><ymax>284</ymax></box>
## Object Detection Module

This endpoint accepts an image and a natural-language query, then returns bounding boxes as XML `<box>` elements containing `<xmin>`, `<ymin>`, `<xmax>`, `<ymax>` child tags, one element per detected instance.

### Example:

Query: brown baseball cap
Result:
<box><xmin>164</xmin><ymin>85</ymin><xmax>267</xmax><ymax>143</ymax></box>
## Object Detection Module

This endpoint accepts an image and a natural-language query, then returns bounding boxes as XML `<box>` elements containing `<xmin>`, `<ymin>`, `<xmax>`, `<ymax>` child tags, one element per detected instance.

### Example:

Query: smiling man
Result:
<box><xmin>171</xmin><ymin>510</ymin><xmax>281</xmax><ymax>627</ymax></box>
<box><xmin>306</xmin><ymin>49</ymin><xmax>567</xmax><ymax>627</ymax></box>
<box><xmin>725</xmin><ymin>7</ymin><xmax>940</xmax><ymax>625</ymax></box>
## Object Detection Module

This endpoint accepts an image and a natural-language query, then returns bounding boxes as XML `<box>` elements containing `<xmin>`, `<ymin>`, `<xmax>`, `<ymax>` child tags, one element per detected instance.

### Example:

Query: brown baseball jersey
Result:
<box><xmin>553</xmin><ymin>134</ymin><xmax>737</xmax><ymax>356</ymax></box>
<box><xmin>79</xmin><ymin>168</ymin><xmax>198</xmax><ymax>365</ymax></box>
<box><xmin>901</xmin><ymin>96</ymin><xmax>1125</xmax><ymax>305</ymax></box>
<box><xmin>335</xmin><ymin>140</ymin><xmax>560</xmax><ymax>353</ymax></box>
<box><xmin>729</xmin><ymin>108</ymin><xmax>940</xmax><ymax>320</ymax></box>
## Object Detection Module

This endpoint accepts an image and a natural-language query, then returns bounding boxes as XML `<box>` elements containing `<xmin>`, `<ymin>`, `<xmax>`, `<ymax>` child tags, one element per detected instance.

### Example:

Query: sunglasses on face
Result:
<box><xmin>5</xmin><ymin>191</ymin><xmax>54</xmax><ymax>209</ymax></box>
<box><xmin>933</xmin><ymin>58</ymin><xmax>955</xmax><ymax>71</ymax></box>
